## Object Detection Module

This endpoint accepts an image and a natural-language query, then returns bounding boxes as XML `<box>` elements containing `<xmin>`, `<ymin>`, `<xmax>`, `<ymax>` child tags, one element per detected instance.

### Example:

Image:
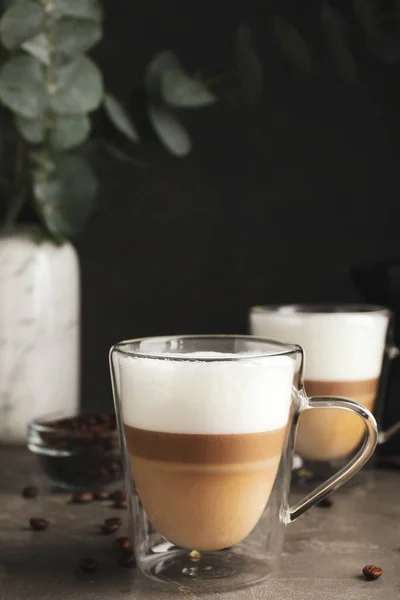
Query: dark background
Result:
<box><xmin>75</xmin><ymin>0</ymin><xmax>400</xmax><ymax>412</ymax></box>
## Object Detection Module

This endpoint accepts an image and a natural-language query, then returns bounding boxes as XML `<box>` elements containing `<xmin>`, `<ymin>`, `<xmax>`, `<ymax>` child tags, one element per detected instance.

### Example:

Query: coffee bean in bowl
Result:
<box><xmin>27</xmin><ymin>412</ymin><xmax>123</xmax><ymax>491</ymax></box>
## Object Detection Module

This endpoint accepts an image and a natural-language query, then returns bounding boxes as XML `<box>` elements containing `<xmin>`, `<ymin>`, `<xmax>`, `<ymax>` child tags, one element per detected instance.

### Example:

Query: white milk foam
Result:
<box><xmin>250</xmin><ymin>310</ymin><xmax>389</xmax><ymax>381</ymax></box>
<box><xmin>120</xmin><ymin>351</ymin><xmax>295</xmax><ymax>434</ymax></box>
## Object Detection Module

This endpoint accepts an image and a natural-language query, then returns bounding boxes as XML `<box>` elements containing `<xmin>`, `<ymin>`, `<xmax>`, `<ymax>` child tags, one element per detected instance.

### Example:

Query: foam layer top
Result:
<box><xmin>250</xmin><ymin>310</ymin><xmax>389</xmax><ymax>381</ymax></box>
<box><xmin>119</xmin><ymin>352</ymin><xmax>295</xmax><ymax>434</ymax></box>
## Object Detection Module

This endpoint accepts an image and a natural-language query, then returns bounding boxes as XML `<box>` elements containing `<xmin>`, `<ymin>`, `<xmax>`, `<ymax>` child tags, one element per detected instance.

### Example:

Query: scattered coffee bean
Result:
<box><xmin>112</xmin><ymin>489</ymin><xmax>126</xmax><ymax>501</ymax></box>
<box><xmin>362</xmin><ymin>565</ymin><xmax>383</xmax><ymax>580</ymax></box>
<box><xmin>104</xmin><ymin>517</ymin><xmax>122</xmax><ymax>528</ymax></box>
<box><xmin>114</xmin><ymin>497</ymin><xmax>127</xmax><ymax>509</ymax></box>
<box><xmin>317</xmin><ymin>496</ymin><xmax>333</xmax><ymax>508</ymax></box>
<box><xmin>120</xmin><ymin>550</ymin><xmax>135</xmax><ymax>567</ymax></box>
<box><xmin>78</xmin><ymin>557</ymin><xmax>98</xmax><ymax>572</ymax></box>
<box><xmin>94</xmin><ymin>490</ymin><xmax>112</xmax><ymax>501</ymax></box>
<box><xmin>71</xmin><ymin>491</ymin><xmax>94</xmax><ymax>504</ymax></box>
<box><xmin>29</xmin><ymin>518</ymin><xmax>49</xmax><ymax>531</ymax></box>
<box><xmin>113</xmin><ymin>537</ymin><xmax>131</xmax><ymax>551</ymax></box>
<box><xmin>101</xmin><ymin>522</ymin><xmax>120</xmax><ymax>535</ymax></box>
<box><xmin>22</xmin><ymin>486</ymin><xmax>38</xmax><ymax>499</ymax></box>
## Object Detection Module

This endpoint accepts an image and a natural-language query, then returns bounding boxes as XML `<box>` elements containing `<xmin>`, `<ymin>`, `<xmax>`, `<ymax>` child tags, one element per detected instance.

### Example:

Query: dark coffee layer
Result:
<box><xmin>124</xmin><ymin>425</ymin><xmax>287</xmax><ymax>464</ymax></box>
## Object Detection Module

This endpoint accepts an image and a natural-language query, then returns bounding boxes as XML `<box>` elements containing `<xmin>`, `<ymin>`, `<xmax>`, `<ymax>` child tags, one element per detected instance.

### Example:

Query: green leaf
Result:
<box><xmin>147</xmin><ymin>103</ymin><xmax>191</xmax><ymax>157</ymax></box>
<box><xmin>145</xmin><ymin>50</ymin><xmax>181</xmax><ymax>99</ymax></box>
<box><xmin>235</xmin><ymin>25</ymin><xmax>264</xmax><ymax>105</ymax></box>
<box><xmin>16</xmin><ymin>113</ymin><xmax>90</xmax><ymax>148</ymax></box>
<box><xmin>33</xmin><ymin>153</ymin><xmax>97</xmax><ymax>239</ymax></box>
<box><xmin>22</xmin><ymin>33</ymin><xmax>49</xmax><ymax>64</ymax></box>
<box><xmin>104</xmin><ymin>93</ymin><xmax>140</xmax><ymax>142</ymax></box>
<box><xmin>0</xmin><ymin>0</ymin><xmax>45</xmax><ymax>49</ymax></box>
<box><xmin>50</xmin><ymin>56</ymin><xmax>103</xmax><ymax>114</ymax></box>
<box><xmin>273</xmin><ymin>15</ymin><xmax>313</xmax><ymax>72</ymax></box>
<box><xmin>354</xmin><ymin>0</ymin><xmax>377</xmax><ymax>35</ymax></box>
<box><xmin>50</xmin><ymin>114</ymin><xmax>91</xmax><ymax>150</ymax></box>
<box><xmin>161</xmin><ymin>65</ymin><xmax>217</xmax><ymax>108</ymax></box>
<box><xmin>50</xmin><ymin>0</ymin><xmax>103</xmax><ymax>21</ymax></box>
<box><xmin>322</xmin><ymin>5</ymin><xmax>357</xmax><ymax>82</ymax></box>
<box><xmin>0</xmin><ymin>55</ymin><xmax>45</xmax><ymax>118</ymax></box>
<box><xmin>15</xmin><ymin>114</ymin><xmax>43</xmax><ymax>143</ymax></box>
<box><xmin>53</xmin><ymin>17</ymin><xmax>101</xmax><ymax>56</ymax></box>
<box><xmin>21</xmin><ymin>16</ymin><xmax>101</xmax><ymax>63</ymax></box>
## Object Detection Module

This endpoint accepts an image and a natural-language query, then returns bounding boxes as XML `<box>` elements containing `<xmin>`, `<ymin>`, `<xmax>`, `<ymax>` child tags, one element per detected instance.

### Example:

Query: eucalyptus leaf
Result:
<box><xmin>354</xmin><ymin>0</ymin><xmax>377</xmax><ymax>35</ymax></box>
<box><xmin>50</xmin><ymin>56</ymin><xmax>103</xmax><ymax>114</ymax></box>
<box><xmin>104</xmin><ymin>93</ymin><xmax>139</xmax><ymax>142</ymax></box>
<box><xmin>33</xmin><ymin>153</ymin><xmax>97</xmax><ymax>239</ymax></box>
<box><xmin>22</xmin><ymin>16</ymin><xmax>101</xmax><ymax>63</ymax></box>
<box><xmin>0</xmin><ymin>54</ymin><xmax>45</xmax><ymax>118</ymax></box>
<box><xmin>235</xmin><ymin>25</ymin><xmax>264</xmax><ymax>105</ymax></box>
<box><xmin>147</xmin><ymin>103</ymin><xmax>191</xmax><ymax>157</ymax></box>
<box><xmin>273</xmin><ymin>15</ymin><xmax>313</xmax><ymax>72</ymax></box>
<box><xmin>50</xmin><ymin>0</ymin><xmax>103</xmax><ymax>22</ymax></box>
<box><xmin>22</xmin><ymin>33</ymin><xmax>49</xmax><ymax>64</ymax></box>
<box><xmin>322</xmin><ymin>5</ymin><xmax>357</xmax><ymax>82</ymax></box>
<box><xmin>0</xmin><ymin>0</ymin><xmax>44</xmax><ymax>50</ymax></box>
<box><xmin>145</xmin><ymin>50</ymin><xmax>181</xmax><ymax>99</ymax></box>
<box><xmin>53</xmin><ymin>18</ymin><xmax>101</xmax><ymax>56</ymax></box>
<box><xmin>161</xmin><ymin>66</ymin><xmax>217</xmax><ymax>108</ymax></box>
<box><xmin>15</xmin><ymin>114</ymin><xmax>43</xmax><ymax>143</ymax></box>
<box><xmin>50</xmin><ymin>114</ymin><xmax>91</xmax><ymax>150</ymax></box>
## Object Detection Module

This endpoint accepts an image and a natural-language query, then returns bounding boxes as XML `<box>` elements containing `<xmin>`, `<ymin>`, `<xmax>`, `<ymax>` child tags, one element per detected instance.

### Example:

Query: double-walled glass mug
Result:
<box><xmin>250</xmin><ymin>304</ymin><xmax>399</xmax><ymax>480</ymax></box>
<box><xmin>110</xmin><ymin>335</ymin><xmax>377</xmax><ymax>592</ymax></box>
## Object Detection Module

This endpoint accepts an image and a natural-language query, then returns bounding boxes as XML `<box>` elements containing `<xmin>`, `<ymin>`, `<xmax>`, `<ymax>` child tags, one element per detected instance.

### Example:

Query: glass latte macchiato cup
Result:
<box><xmin>110</xmin><ymin>335</ymin><xmax>377</xmax><ymax>591</ymax></box>
<box><xmin>249</xmin><ymin>304</ymin><xmax>394</xmax><ymax>478</ymax></box>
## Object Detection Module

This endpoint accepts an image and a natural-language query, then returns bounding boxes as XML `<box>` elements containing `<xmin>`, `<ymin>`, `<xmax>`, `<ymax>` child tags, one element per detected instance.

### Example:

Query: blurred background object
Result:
<box><xmin>1</xmin><ymin>0</ymin><xmax>400</xmax><ymax>441</ymax></box>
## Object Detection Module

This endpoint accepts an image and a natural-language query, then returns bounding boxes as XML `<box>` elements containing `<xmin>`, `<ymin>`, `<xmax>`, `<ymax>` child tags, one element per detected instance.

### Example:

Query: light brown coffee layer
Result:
<box><xmin>125</xmin><ymin>426</ymin><xmax>286</xmax><ymax>463</ymax></box>
<box><xmin>295</xmin><ymin>378</ymin><xmax>378</xmax><ymax>462</ymax></box>
<box><xmin>124</xmin><ymin>425</ymin><xmax>287</xmax><ymax>551</ymax></box>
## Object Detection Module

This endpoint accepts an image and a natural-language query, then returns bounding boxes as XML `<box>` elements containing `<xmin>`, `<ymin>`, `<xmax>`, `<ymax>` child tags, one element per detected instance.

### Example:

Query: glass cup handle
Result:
<box><xmin>378</xmin><ymin>344</ymin><xmax>400</xmax><ymax>444</ymax></box>
<box><xmin>286</xmin><ymin>395</ymin><xmax>378</xmax><ymax>523</ymax></box>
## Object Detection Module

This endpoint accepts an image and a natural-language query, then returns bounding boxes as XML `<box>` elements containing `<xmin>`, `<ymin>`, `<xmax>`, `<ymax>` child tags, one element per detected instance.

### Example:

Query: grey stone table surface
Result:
<box><xmin>0</xmin><ymin>448</ymin><xmax>399</xmax><ymax>600</ymax></box>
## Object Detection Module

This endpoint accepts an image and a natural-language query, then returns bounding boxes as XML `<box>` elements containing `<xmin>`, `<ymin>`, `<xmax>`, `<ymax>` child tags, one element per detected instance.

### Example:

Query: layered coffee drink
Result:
<box><xmin>250</xmin><ymin>306</ymin><xmax>389</xmax><ymax>462</ymax></box>
<box><xmin>120</xmin><ymin>352</ymin><xmax>295</xmax><ymax>551</ymax></box>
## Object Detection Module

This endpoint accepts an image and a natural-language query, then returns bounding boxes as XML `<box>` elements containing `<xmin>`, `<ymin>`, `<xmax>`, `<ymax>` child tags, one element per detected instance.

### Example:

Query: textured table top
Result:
<box><xmin>0</xmin><ymin>447</ymin><xmax>399</xmax><ymax>600</ymax></box>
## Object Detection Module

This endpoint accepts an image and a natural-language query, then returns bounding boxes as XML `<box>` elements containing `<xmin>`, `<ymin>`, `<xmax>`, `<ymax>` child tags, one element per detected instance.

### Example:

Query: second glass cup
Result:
<box><xmin>250</xmin><ymin>304</ymin><xmax>395</xmax><ymax>479</ymax></box>
<box><xmin>110</xmin><ymin>335</ymin><xmax>377</xmax><ymax>592</ymax></box>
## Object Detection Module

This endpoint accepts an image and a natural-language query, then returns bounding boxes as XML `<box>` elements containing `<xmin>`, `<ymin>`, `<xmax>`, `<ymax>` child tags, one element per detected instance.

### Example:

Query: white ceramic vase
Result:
<box><xmin>0</xmin><ymin>226</ymin><xmax>80</xmax><ymax>443</ymax></box>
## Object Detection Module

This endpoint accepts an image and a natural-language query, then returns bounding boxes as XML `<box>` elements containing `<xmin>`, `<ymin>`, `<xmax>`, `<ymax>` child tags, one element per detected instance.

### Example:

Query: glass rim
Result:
<box><xmin>111</xmin><ymin>334</ymin><xmax>301</xmax><ymax>361</ymax></box>
<box><xmin>250</xmin><ymin>303</ymin><xmax>391</xmax><ymax>316</ymax></box>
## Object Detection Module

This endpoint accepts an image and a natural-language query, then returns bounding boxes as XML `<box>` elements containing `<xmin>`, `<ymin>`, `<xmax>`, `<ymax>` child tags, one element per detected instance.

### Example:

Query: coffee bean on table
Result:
<box><xmin>101</xmin><ymin>522</ymin><xmax>120</xmax><ymax>535</ymax></box>
<box><xmin>29</xmin><ymin>518</ymin><xmax>49</xmax><ymax>531</ymax></box>
<box><xmin>71</xmin><ymin>491</ymin><xmax>93</xmax><ymax>504</ymax></box>
<box><xmin>317</xmin><ymin>496</ymin><xmax>333</xmax><ymax>508</ymax></box>
<box><xmin>94</xmin><ymin>490</ymin><xmax>112</xmax><ymax>501</ymax></box>
<box><xmin>114</xmin><ymin>497</ymin><xmax>127</xmax><ymax>509</ymax></box>
<box><xmin>113</xmin><ymin>537</ymin><xmax>131</xmax><ymax>551</ymax></box>
<box><xmin>362</xmin><ymin>565</ymin><xmax>383</xmax><ymax>580</ymax></box>
<box><xmin>120</xmin><ymin>550</ymin><xmax>135</xmax><ymax>567</ymax></box>
<box><xmin>112</xmin><ymin>489</ymin><xmax>126</xmax><ymax>500</ymax></box>
<box><xmin>22</xmin><ymin>486</ymin><xmax>38</xmax><ymax>499</ymax></box>
<box><xmin>78</xmin><ymin>557</ymin><xmax>98</xmax><ymax>572</ymax></box>
<box><xmin>104</xmin><ymin>517</ymin><xmax>122</xmax><ymax>528</ymax></box>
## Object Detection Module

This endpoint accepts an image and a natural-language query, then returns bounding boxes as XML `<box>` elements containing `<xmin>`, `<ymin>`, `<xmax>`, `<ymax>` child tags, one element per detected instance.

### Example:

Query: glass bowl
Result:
<box><xmin>28</xmin><ymin>411</ymin><xmax>123</xmax><ymax>491</ymax></box>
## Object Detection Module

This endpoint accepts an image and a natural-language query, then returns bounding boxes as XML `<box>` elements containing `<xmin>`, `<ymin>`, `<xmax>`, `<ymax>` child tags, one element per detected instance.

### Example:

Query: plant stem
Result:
<box><xmin>41</xmin><ymin>5</ymin><xmax>55</xmax><ymax>185</ymax></box>
<box><xmin>2</xmin><ymin>137</ymin><xmax>27</xmax><ymax>231</ymax></box>
<box><xmin>14</xmin><ymin>136</ymin><xmax>26</xmax><ymax>182</ymax></box>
